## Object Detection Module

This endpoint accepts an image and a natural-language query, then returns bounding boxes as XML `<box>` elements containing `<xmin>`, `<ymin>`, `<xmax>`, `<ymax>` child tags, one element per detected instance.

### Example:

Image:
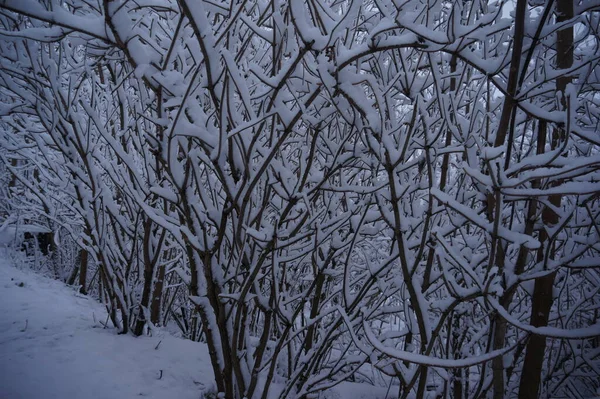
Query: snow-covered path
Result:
<box><xmin>0</xmin><ymin>255</ymin><xmax>213</xmax><ymax>399</ymax></box>
<box><xmin>0</xmin><ymin>254</ymin><xmax>396</xmax><ymax>399</ymax></box>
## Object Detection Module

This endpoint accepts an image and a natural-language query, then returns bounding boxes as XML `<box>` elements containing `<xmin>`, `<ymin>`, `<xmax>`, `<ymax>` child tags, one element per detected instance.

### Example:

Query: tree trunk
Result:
<box><xmin>79</xmin><ymin>249</ymin><xmax>88</xmax><ymax>295</ymax></box>
<box><xmin>518</xmin><ymin>1</ymin><xmax>572</xmax><ymax>397</ymax></box>
<box><xmin>150</xmin><ymin>263</ymin><xmax>165</xmax><ymax>325</ymax></box>
<box><xmin>134</xmin><ymin>219</ymin><xmax>154</xmax><ymax>336</ymax></box>
<box><xmin>518</xmin><ymin>268</ymin><xmax>556</xmax><ymax>398</ymax></box>
<box><xmin>490</xmin><ymin>0</ymin><xmax>527</xmax><ymax>396</ymax></box>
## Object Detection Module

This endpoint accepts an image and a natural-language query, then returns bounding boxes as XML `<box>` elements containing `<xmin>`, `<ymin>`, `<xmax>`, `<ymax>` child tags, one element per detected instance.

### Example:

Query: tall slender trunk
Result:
<box><xmin>134</xmin><ymin>219</ymin><xmax>154</xmax><ymax>336</ymax></box>
<box><xmin>150</xmin><ymin>263</ymin><xmax>165</xmax><ymax>325</ymax></box>
<box><xmin>518</xmin><ymin>1</ymin><xmax>572</xmax><ymax>397</ymax></box>
<box><xmin>490</xmin><ymin>1</ymin><xmax>527</xmax><ymax>396</ymax></box>
<box><xmin>79</xmin><ymin>249</ymin><xmax>88</xmax><ymax>295</ymax></box>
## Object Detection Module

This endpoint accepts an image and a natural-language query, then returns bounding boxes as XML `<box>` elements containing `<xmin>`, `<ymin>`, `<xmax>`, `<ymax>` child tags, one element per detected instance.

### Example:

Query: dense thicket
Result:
<box><xmin>1</xmin><ymin>0</ymin><xmax>599</xmax><ymax>398</ymax></box>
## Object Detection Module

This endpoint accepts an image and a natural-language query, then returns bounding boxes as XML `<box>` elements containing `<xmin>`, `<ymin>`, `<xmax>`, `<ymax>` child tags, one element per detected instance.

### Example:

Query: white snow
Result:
<box><xmin>0</xmin><ymin>251</ymin><xmax>214</xmax><ymax>399</ymax></box>
<box><xmin>0</xmin><ymin>251</ymin><xmax>397</xmax><ymax>399</ymax></box>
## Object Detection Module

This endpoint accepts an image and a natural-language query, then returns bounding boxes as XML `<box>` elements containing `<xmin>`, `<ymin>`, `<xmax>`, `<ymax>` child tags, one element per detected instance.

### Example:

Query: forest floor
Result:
<box><xmin>0</xmin><ymin>251</ymin><xmax>394</xmax><ymax>399</ymax></box>
<box><xmin>0</xmin><ymin>251</ymin><xmax>214</xmax><ymax>399</ymax></box>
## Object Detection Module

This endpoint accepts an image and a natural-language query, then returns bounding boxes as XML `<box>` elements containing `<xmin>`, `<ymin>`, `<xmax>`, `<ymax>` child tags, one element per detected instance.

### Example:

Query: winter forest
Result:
<box><xmin>0</xmin><ymin>0</ymin><xmax>599</xmax><ymax>398</ymax></box>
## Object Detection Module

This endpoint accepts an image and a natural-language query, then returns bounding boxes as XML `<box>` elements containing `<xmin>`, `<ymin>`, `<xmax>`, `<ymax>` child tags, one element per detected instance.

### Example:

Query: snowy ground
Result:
<box><xmin>0</xmin><ymin>253</ymin><xmax>214</xmax><ymax>399</ymax></box>
<box><xmin>0</xmin><ymin>252</ymin><xmax>394</xmax><ymax>399</ymax></box>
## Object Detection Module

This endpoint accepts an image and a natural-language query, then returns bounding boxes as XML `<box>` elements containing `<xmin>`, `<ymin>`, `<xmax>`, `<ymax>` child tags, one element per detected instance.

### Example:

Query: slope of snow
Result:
<box><xmin>0</xmin><ymin>252</ymin><xmax>214</xmax><ymax>399</ymax></box>
<box><xmin>0</xmin><ymin>251</ymin><xmax>395</xmax><ymax>399</ymax></box>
